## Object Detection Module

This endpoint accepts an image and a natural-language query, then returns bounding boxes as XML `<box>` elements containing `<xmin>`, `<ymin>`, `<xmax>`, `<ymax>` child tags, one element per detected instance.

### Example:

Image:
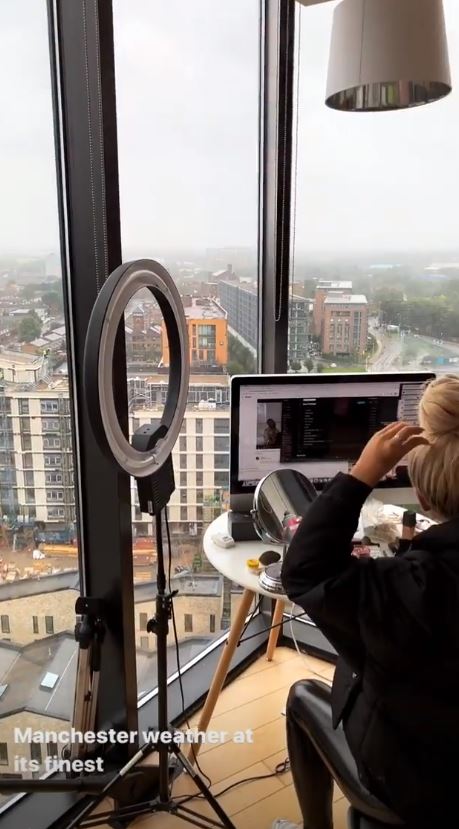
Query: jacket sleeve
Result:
<box><xmin>281</xmin><ymin>472</ymin><xmax>432</xmax><ymax>672</ymax></box>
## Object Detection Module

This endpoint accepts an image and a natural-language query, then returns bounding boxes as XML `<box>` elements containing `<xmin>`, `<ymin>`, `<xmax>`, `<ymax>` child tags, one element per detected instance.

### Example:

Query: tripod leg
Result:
<box><xmin>172</xmin><ymin>746</ymin><xmax>236</xmax><ymax>829</ymax></box>
<box><xmin>186</xmin><ymin>588</ymin><xmax>254</xmax><ymax>763</ymax></box>
<box><xmin>155</xmin><ymin>510</ymin><xmax>171</xmax><ymax>803</ymax></box>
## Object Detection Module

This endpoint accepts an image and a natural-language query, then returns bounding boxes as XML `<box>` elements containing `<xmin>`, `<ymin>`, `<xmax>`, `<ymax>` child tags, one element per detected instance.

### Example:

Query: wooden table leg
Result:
<box><xmin>187</xmin><ymin>588</ymin><xmax>255</xmax><ymax>763</ymax></box>
<box><xmin>266</xmin><ymin>599</ymin><xmax>285</xmax><ymax>662</ymax></box>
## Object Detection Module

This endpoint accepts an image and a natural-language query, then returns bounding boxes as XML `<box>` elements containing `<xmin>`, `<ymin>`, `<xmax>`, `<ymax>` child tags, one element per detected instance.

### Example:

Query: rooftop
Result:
<box><xmin>317</xmin><ymin>281</ymin><xmax>353</xmax><ymax>291</ymax></box>
<box><xmin>219</xmin><ymin>280</ymin><xmax>256</xmax><ymax>295</ymax></box>
<box><xmin>324</xmin><ymin>294</ymin><xmax>368</xmax><ymax>306</ymax></box>
<box><xmin>0</xmin><ymin>633</ymin><xmax>217</xmax><ymax>720</ymax></box>
<box><xmin>183</xmin><ymin>297</ymin><xmax>227</xmax><ymax>320</ymax></box>
<box><xmin>0</xmin><ymin>350</ymin><xmax>43</xmax><ymax>367</ymax></box>
<box><xmin>130</xmin><ymin>373</ymin><xmax>230</xmax><ymax>386</ymax></box>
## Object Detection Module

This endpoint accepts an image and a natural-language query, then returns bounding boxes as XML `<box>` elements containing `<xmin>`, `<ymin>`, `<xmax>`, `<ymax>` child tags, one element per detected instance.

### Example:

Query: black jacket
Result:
<box><xmin>282</xmin><ymin>472</ymin><xmax>459</xmax><ymax>827</ymax></box>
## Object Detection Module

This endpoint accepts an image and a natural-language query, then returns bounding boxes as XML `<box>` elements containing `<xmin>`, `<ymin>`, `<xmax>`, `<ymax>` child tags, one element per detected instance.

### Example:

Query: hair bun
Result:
<box><xmin>419</xmin><ymin>375</ymin><xmax>459</xmax><ymax>438</ymax></box>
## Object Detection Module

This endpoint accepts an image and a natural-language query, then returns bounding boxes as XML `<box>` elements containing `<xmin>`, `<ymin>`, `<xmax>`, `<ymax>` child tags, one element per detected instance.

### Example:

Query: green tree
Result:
<box><xmin>20</xmin><ymin>284</ymin><xmax>37</xmax><ymax>300</ymax></box>
<box><xmin>18</xmin><ymin>312</ymin><xmax>41</xmax><ymax>343</ymax></box>
<box><xmin>290</xmin><ymin>360</ymin><xmax>302</xmax><ymax>371</ymax></box>
<box><xmin>41</xmin><ymin>291</ymin><xmax>63</xmax><ymax>313</ymax></box>
<box><xmin>304</xmin><ymin>357</ymin><xmax>314</xmax><ymax>373</ymax></box>
<box><xmin>227</xmin><ymin>361</ymin><xmax>245</xmax><ymax>376</ymax></box>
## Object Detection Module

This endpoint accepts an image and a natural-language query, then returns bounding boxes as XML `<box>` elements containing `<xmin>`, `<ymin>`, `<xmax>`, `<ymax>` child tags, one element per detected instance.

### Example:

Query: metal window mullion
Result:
<box><xmin>47</xmin><ymin>0</ymin><xmax>137</xmax><ymax>751</ymax></box>
<box><xmin>258</xmin><ymin>0</ymin><xmax>295</xmax><ymax>374</ymax></box>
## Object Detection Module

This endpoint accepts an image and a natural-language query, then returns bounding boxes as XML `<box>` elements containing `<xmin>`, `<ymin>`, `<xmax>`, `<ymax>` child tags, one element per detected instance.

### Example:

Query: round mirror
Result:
<box><xmin>251</xmin><ymin>469</ymin><xmax>317</xmax><ymax>545</ymax></box>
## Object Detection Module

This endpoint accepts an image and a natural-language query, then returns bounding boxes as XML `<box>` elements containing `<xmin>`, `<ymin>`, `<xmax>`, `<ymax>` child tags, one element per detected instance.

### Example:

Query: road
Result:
<box><xmin>369</xmin><ymin>328</ymin><xmax>459</xmax><ymax>374</ymax></box>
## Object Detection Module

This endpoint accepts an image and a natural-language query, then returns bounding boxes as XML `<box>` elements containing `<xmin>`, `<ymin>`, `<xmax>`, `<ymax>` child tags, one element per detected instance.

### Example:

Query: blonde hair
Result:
<box><xmin>408</xmin><ymin>375</ymin><xmax>459</xmax><ymax>520</ymax></box>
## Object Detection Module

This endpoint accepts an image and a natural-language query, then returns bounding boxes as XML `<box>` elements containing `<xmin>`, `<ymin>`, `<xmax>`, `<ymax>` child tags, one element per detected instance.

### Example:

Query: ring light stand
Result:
<box><xmin>74</xmin><ymin>260</ymin><xmax>235</xmax><ymax>829</ymax></box>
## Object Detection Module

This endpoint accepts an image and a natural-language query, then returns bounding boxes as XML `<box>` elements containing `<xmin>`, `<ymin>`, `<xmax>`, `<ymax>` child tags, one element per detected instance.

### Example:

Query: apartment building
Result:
<box><xmin>218</xmin><ymin>280</ymin><xmax>258</xmax><ymax>351</ymax></box>
<box><xmin>129</xmin><ymin>407</ymin><xmax>230</xmax><ymax>536</ymax></box>
<box><xmin>313</xmin><ymin>280</ymin><xmax>353</xmax><ymax>337</ymax></box>
<box><xmin>289</xmin><ymin>295</ymin><xmax>310</xmax><ymax>363</ymax></box>
<box><xmin>0</xmin><ymin>372</ymin><xmax>230</xmax><ymax>532</ymax></box>
<box><xmin>322</xmin><ymin>295</ymin><xmax>369</xmax><ymax>356</ymax></box>
<box><xmin>161</xmin><ymin>297</ymin><xmax>228</xmax><ymax>370</ymax></box>
<box><xmin>0</xmin><ymin>379</ymin><xmax>74</xmax><ymax>525</ymax></box>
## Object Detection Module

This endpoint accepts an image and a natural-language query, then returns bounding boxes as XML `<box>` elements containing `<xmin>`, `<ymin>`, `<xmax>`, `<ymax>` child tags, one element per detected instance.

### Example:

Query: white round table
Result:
<box><xmin>188</xmin><ymin>506</ymin><xmax>434</xmax><ymax>763</ymax></box>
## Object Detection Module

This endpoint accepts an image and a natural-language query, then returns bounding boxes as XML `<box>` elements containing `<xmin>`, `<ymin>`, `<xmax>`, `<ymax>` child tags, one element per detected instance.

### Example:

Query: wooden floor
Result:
<box><xmin>98</xmin><ymin>647</ymin><xmax>348</xmax><ymax>829</ymax></box>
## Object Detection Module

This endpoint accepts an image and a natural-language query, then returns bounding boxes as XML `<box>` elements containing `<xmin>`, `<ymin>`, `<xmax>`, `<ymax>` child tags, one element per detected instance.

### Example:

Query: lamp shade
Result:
<box><xmin>326</xmin><ymin>0</ymin><xmax>452</xmax><ymax>111</ymax></box>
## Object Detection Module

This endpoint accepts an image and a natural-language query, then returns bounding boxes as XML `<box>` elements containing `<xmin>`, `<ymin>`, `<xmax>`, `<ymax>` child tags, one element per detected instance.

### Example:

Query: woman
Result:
<box><xmin>274</xmin><ymin>375</ymin><xmax>459</xmax><ymax>829</ymax></box>
<box><xmin>264</xmin><ymin>418</ymin><xmax>281</xmax><ymax>448</ymax></box>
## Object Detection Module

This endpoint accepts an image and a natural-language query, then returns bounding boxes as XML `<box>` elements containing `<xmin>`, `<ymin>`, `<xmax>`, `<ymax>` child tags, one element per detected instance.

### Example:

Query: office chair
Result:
<box><xmin>347</xmin><ymin>806</ymin><xmax>405</xmax><ymax>829</ymax></box>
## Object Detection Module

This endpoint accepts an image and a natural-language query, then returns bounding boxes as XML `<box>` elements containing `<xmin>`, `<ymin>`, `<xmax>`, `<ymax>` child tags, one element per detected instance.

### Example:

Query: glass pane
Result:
<box><xmin>113</xmin><ymin>0</ymin><xmax>260</xmax><ymax>699</ymax></box>
<box><xmin>0</xmin><ymin>0</ymin><xmax>78</xmax><ymax>805</ymax></box>
<box><xmin>291</xmin><ymin>0</ymin><xmax>459</xmax><ymax>377</ymax></box>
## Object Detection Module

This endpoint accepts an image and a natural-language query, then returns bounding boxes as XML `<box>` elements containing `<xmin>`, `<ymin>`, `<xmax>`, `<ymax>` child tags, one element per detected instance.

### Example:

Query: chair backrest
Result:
<box><xmin>347</xmin><ymin>807</ymin><xmax>406</xmax><ymax>829</ymax></box>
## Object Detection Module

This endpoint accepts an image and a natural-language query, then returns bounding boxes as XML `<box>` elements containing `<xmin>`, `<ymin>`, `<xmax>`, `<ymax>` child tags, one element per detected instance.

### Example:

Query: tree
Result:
<box><xmin>20</xmin><ymin>284</ymin><xmax>37</xmax><ymax>300</ymax></box>
<box><xmin>290</xmin><ymin>360</ymin><xmax>302</xmax><ymax>371</ymax></box>
<box><xmin>227</xmin><ymin>361</ymin><xmax>246</xmax><ymax>376</ymax></box>
<box><xmin>41</xmin><ymin>291</ymin><xmax>63</xmax><ymax>313</ymax></box>
<box><xmin>304</xmin><ymin>357</ymin><xmax>314</xmax><ymax>373</ymax></box>
<box><xmin>18</xmin><ymin>313</ymin><xmax>41</xmax><ymax>343</ymax></box>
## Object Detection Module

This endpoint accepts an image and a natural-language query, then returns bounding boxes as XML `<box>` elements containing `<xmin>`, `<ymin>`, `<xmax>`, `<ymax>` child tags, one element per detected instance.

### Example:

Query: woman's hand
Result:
<box><xmin>351</xmin><ymin>421</ymin><xmax>430</xmax><ymax>489</ymax></box>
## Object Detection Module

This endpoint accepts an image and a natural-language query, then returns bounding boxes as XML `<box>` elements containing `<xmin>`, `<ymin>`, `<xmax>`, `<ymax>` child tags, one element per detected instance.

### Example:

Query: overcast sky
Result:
<box><xmin>1</xmin><ymin>0</ymin><xmax>458</xmax><ymax>257</ymax></box>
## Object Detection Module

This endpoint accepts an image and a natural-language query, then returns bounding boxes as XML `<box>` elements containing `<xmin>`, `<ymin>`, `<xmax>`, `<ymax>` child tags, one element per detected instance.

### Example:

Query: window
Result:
<box><xmin>0</xmin><ymin>743</ymin><xmax>8</xmax><ymax>766</ymax></box>
<box><xmin>140</xmin><ymin>636</ymin><xmax>149</xmax><ymax>649</ymax></box>
<box><xmin>21</xmin><ymin>434</ymin><xmax>32</xmax><ymax>452</ymax></box>
<box><xmin>184</xmin><ymin>614</ymin><xmax>193</xmax><ymax>633</ymax></box>
<box><xmin>290</xmin><ymin>0</ymin><xmax>459</xmax><ymax>379</ymax></box>
<box><xmin>22</xmin><ymin>453</ymin><xmax>33</xmax><ymax>469</ymax></box>
<box><xmin>44</xmin><ymin>453</ymin><xmax>62</xmax><ymax>467</ymax></box>
<box><xmin>24</xmin><ymin>471</ymin><xmax>35</xmax><ymax>487</ymax></box>
<box><xmin>196</xmin><ymin>489</ymin><xmax>203</xmax><ymax>504</ymax></box>
<box><xmin>214</xmin><ymin>436</ymin><xmax>228</xmax><ymax>452</ymax></box>
<box><xmin>46</xmin><ymin>490</ymin><xmax>64</xmax><ymax>501</ymax></box>
<box><xmin>18</xmin><ymin>400</ymin><xmax>29</xmax><ymax>415</ymax></box>
<box><xmin>1</xmin><ymin>616</ymin><xmax>10</xmax><ymax>634</ymax></box>
<box><xmin>210</xmin><ymin>614</ymin><xmax>216</xmax><ymax>633</ymax></box>
<box><xmin>214</xmin><ymin>471</ymin><xmax>229</xmax><ymax>488</ymax></box>
<box><xmin>25</xmin><ymin>488</ymin><xmax>35</xmax><ymax>504</ymax></box>
<box><xmin>139</xmin><ymin>613</ymin><xmax>148</xmax><ymax>632</ymax></box>
<box><xmin>45</xmin><ymin>616</ymin><xmax>54</xmax><ymax>635</ymax></box>
<box><xmin>41</xmin><ymin>400</ymin><xmax>59</xmax><ymax>414</ymax></box>
<box><xmin>114</xmin><ymin>0</ymin><xmax>259</xmax><ymax>703</ymax></box>
<box><xmin>32</xmin><ymin>616</ymin><xmax>39</xmax><ymax>634</ymax></box>
<box><xmin>214</xmin><ymin>418</ymin><xmax>229</xmax><ymax>434</ymax></box>
<box><xmin>30</xmin><ymin>743</ymin><xmax>42</xmax><ymax>765</ymax></box>
<box><xmin>42</xmin><ymin>419</ymin><xmax>59</xmax><ymax>431</ymax></box>
<box><xmin>45</xmin><ymin>472</ymin><xmax>63</xmax><ymax>484</ymax></box>
<box><xmin>47</xmin><ymin>741</ymin><xmax>58</xmax><ymax>758</ymax></box>
<box><xmin>20</xmin><ymin>417</ymin><xmax>31</xmax><ymax>434</ymax></box>
<box><xmin>214</xmin><ymin>453</ymin><xmax>229</xmax><ymax>470</ymax></box>
<box><xmin>43</xmin><ymin>437</ymin><xmax>61</xmax><ymax>449</ymax></box>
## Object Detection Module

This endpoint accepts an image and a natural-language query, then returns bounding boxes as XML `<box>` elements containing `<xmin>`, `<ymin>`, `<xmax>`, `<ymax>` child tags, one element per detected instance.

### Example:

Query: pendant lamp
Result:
<box><xmin>325</xmin><ymin>0</ymin><xmax>452</xmax><ymax>112</ymax></box>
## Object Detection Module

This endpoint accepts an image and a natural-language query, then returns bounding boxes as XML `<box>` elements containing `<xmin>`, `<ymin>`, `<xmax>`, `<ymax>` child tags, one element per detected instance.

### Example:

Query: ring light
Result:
<box><xmin>84</xmin><ymin>259</ymin><xmax>189</xmax><ymax>478</ymax></box>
